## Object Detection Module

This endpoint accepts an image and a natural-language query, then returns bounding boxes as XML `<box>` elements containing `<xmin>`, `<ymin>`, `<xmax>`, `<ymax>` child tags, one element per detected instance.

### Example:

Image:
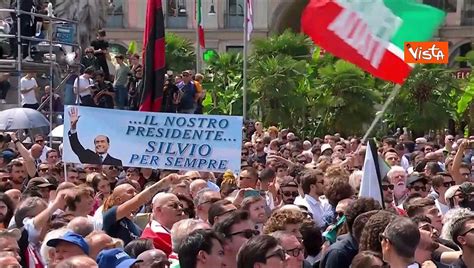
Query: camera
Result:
<box><xmin>0</xmin><ymin>133</ymin><xmax>11</xmax><ymax>143</ymax></box>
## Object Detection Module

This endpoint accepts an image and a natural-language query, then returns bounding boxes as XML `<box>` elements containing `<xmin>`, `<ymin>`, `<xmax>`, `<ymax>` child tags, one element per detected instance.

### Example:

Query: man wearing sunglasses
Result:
<box><xmin>431</xmin><ymin>173</ymin><xmax>455</xmax><ymax>215</ymax></box>
<box><xmin>451</xmin><ymin>214</ymin><xmax>474</xmax><ymax>268</ymax></box>
<box><xmin>271</xmin><ymin>231</ymin><xmax>308</xmax><ymax>268</ymax></box>
<box><xmin>214</xmin><ymin>210</ymin><xmax>256</xmax><ymax>268</ymax></box>
<box><xmin>381</xmin><ymin>177</ymin><xmax>407</xmax><ymax>215</ymax></box>
<box><xmin>407</xmin><ymin>173</ymin><xmax>431</xmax><ymax>199</ymax></box>
<box><xmin>278</xmin><ymin>178</ymin><xmax>299</xmax><ymax>206</ymax></box>
<box><xmin>237</xmin><ymin>235</ymin><xmax>289</xmax><ymax>268</ymax></box>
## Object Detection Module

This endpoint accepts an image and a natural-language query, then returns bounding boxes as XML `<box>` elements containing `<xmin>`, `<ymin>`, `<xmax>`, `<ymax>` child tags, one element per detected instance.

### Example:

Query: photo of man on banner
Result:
<box><xmin>67</xmin><ymin>107</ymin><xmax>123</xmax><ymax>166</ymax></box>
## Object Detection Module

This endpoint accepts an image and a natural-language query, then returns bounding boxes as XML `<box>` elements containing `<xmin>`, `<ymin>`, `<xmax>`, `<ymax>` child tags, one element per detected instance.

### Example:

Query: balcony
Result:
<box><xmin>225</xmin><ymin>13</ymin><xmax>244</xmax><ymax>29</ymax></box>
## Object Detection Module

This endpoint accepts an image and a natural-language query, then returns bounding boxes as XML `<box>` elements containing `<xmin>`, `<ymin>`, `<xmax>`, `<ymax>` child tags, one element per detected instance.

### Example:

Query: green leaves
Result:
<box><xmin>165</xmin><ymin>33</ymin><xmax>195</xmax><ymax>72</ymax></box>
<box><xmin>457</xmin><ymin>77</ymin><xmax>474</xmax><ymax>114</ymax></box>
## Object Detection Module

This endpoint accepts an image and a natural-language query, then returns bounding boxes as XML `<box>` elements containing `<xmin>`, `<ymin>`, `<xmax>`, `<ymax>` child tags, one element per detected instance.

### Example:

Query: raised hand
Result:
<box><xmin>69</xmin><ymin>107</ymin><xmax>80</xmax><ymax>130</ymax></box>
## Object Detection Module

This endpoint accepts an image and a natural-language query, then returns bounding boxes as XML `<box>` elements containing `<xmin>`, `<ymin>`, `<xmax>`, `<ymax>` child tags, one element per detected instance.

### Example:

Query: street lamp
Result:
<box><xmin>209</xmin><ymin>0</ymin><xmax>216</xmax><ymax>16</ymax></box>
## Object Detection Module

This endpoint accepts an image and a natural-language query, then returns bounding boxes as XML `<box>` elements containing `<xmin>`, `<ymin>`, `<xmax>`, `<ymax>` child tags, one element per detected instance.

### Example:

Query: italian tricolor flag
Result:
<box><xmin>301</xmin><ymin>0</ymin><xmax>445</xmax><ymax>84</ymax></box>
<box><xmin>197</xmin><ymin>0</ymin><xmax>205</xmax><ymax>48</ymax></box>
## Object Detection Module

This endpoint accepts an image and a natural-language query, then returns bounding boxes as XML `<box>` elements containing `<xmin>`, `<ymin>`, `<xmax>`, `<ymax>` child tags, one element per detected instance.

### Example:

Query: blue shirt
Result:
<box><xmin>103</xmin><ymin>206</ymin><xmax>142</xmax><ymax>245</ymax></box>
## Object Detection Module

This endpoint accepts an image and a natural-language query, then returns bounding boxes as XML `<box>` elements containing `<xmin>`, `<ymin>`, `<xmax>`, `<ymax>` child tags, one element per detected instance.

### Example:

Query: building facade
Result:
<box><xmin>105</xmin><ymin>0</ymin><xmax>474</xmax><ymax>68</ymax></box>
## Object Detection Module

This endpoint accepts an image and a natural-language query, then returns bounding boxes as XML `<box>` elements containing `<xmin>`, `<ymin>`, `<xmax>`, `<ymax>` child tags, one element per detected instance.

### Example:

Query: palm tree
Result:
<box><xmin>386</xmin><ymin>64</ymin><xmax>460</xmax><ymax>135</ymax></box>
<box><xmin>205</xmin><ymin>52</ymin><xmax>243</xmax><ymax>115</ymax></box>
<box><xmin>165</xmin><ymin>33</ymin><xmax>195</xmax><ymax>72</ymax></box>
<box><xmin>249</xmin><ymin>54</ymin><xmax>309</xmax><ymax>130</ymax></box>
<box><xmin>311</xmin><ymin>59</ymin><xmax>381</xmax><ymax>135</ymax></box>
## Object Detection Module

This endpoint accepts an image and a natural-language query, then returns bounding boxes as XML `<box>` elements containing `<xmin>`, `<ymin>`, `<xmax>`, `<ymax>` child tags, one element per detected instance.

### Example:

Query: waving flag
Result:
<box><xmin>301</xmin><ymin>0</ymin><xmax>445</xmax><ymax>84</ymax></box>
<box><xmin>139</xmin><ymin>0</ymin><xmax>165</xmax><ymax>112</ymax></box>
<box><xmin>197</xmin><ymin>0</ymin><xmax>205</xmax><ymax>48</ymax></box>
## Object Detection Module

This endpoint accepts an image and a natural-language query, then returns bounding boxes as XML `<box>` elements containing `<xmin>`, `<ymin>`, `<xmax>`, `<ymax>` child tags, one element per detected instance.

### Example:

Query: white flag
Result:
<box><xmin>359</xmin><ymin>140</ymin><xmax>390</xmax><ymax>207</ymax></box>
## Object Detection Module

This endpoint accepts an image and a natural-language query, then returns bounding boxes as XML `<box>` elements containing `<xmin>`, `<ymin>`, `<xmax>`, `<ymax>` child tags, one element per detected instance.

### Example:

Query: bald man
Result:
<box><xmin>5</xmin><ymin>189</ymin><xmax>21</xmax><ymax>209</ymax></box>
<box><xmin>67</xmin><ymin>217</ymin><xmax>94</xmax><ymax>237</ymax></box>
<box><xmin>141</xmin><ymin>193</ymin><xmax>184</xmax><ymax>256</ymax></box>
<box><xmin>86</xmin><ymin>231</ymin><xmax>120</xmax><ymax>259</ymax></box>
<box><xmin>137</xmin><ymin>249</ymin><xmax>169</xmax><ymax>268</ymax></box>
<box><xmin>189</xmin><ymin>179</ymin><xmax>207</xmax><ymax>199</ymax></box>
<box><xmin>56</xmin><ymin>255</ymin><xmax>98</xmax><ymax>268</ymax></box>
<box><xmin>30</xmin><ymin>144</ymin><xmax>43</xmax><ymax>164</ymax></box>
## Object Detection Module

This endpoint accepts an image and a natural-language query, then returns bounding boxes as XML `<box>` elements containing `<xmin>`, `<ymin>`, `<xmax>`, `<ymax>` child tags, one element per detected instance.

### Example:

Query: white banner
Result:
<box><xmin>62</xmin><ymin>106</ymin><xmax>243</xmax><ymax>174</ymax></box>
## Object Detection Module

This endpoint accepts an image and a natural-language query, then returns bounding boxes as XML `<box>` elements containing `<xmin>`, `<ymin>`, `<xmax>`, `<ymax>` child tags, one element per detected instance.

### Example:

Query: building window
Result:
<box><xmin>461</xmin><ymin>0</ymin><xmax>474</xmax><ymax>26</ymax></box>
<box><xmin>106</xmin><ymin>0</ymin><xmax>124</xmax><ymax>28</ymax></box>
<box><xmin>226</xmin><ymin>46</ymin><xmax>243</xmax><ymax>53</ymax></box>
<box><xmin>166</xmin><ymin>0</ymin><xmax>188</xmax><ymax>28</ymax></box>
<box><xmin>423</xmin><ymin>0</ymin><xmax>456</xmax><ymax>12</ymax></box>
<box><xmin>225</xmin><ymin>0</ymin><xmax>244</xmax><ymax>28</ymax></box>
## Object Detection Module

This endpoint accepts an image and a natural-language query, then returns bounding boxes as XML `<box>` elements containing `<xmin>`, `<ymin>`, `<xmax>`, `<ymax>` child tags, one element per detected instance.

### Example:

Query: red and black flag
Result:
<box><xmin>139</xmin><ymin>0</ymin><xmax>165</xmax><ymax>112</ymax></box>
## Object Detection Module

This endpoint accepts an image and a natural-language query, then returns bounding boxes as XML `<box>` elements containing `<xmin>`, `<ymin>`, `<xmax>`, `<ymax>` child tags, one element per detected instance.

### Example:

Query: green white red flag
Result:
<box><xmin>301</xmin><ymin>0</ymin><xmax>445</xmax><ymax>84</ymax></box>
<box><xmin>197</xmin><ymin>0</ymin><xmax>205</xmax><ymax>48</ymax></box>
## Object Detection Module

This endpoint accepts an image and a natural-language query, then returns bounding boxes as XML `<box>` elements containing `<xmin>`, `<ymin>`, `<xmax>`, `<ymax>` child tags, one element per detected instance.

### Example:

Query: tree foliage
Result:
<box><xmin>165</xmin><ymin>33</ymin><xmax>195</xmax><ymax>72</ymax></box>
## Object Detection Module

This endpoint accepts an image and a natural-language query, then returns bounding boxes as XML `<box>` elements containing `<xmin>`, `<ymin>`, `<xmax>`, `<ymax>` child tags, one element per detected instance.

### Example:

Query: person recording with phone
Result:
<box><xmin>73</xmin><ymin>67</ymin><xmax>96</xmax><ymax>107</ymax></box>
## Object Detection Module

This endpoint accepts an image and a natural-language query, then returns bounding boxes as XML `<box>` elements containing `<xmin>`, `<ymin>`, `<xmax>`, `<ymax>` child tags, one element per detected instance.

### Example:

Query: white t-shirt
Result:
<box><xmin>20</xmin><ymin>77</ymin><xmax>38</xmax><ymax>105</ymax></box>
<box><xmin>73</xmin><ymin>75</ymin><xmax>93</xmax><ymax>97</ymax></box>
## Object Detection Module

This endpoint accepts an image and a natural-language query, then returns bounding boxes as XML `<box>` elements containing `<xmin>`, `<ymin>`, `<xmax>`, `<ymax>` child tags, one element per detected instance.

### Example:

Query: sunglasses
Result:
<box><xmin>0</xmin><ymin>176</ymin><xmax>11</xmax><ymax>182</ymax></box>
<box><xmin>409</xmin><ymin>185</ymin><xmax>427</xmax><ymax>192</ymax></box>
<box><xmin>229</xmin><ymin>229</ymin><xmax>259</xmax><ymax>239</ymax></box>
<box><xmin>461</xmin><ymin>227</ymin><xmax>474</xmax><ymax>236</ymax></box>
<box><xmin>39</xmin><ymin>168</ymin><xmax>49</xmax><ymax>172</ymax></box>
<box><xmin>265</xmin><ymin>248</ymin><xmax>286</xmax><ymax>261</ymax></box>
<box><xmin>35</xmin><ymin>140</ymin><xmax>44</xmax><ymax>143</ymax></box>
<box><xmin>216</xmin><ymin>209</ymin><xmax>236</xmax><ymax>217</ymax></box>
<box><xmin>282</xmin><ymin>191</ymin><xmax>299</xmax><ymax>198</ymax></box>
<box><xmin>200</xmin><ymin>198</ymin><xmax>221</xmax><ymax>205</ymax></box>
<box><xmin>443</xmin><ymin>181</ymin><xmax>456</xmax><ymax>188</ymax></box>
<box><xmin>336</xmin><ymin>211</ymin><xmax>344</xmax><ymax>219</ymax></box>
<box><xmin>381</xmin><ymin>184</ymin><xmax>394</xmax><ymax>191</ymax></box>
<box><xmin>285</xmin><ymin>247</ymin><xmax>304</xmax><ymax>257</ymax></box>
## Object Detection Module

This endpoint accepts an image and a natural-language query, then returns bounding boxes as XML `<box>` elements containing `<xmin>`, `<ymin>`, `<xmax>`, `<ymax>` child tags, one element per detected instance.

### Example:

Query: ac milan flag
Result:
<box><xmin>139</xmin><ymin>0</ymin><xmax>166</xmax><ymax>112</ymax></box>
<box><xmin>301</xmin><ymin>0</ymin><xmax>445</xmax><ymax>84</ymax></box>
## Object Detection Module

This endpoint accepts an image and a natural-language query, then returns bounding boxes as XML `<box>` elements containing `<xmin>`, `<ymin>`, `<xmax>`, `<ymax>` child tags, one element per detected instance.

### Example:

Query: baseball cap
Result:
<box><xmin>459</xmin><ymin>182</ymin><xmax>474</xmax><ymax>195</ymax></box>
<box><xmin>321</xmin><ymin>144</ymin><xmax>333</xmax><ymax>154</ymax></box>
<box><xmin>280</xmin><ymin>176</ymin><xmax>298</xmax><ymax>188</ymax></box>
<box><xmin>1</xmin><ymin>150</ymin><xmax>15</xmax><ymax>162</ymax></box>
<box><xmin>407</xmin><ymin>172</ymin><xmax>428</xmax><ymax>186</ymax></box>
<box><xmin>46</xmin><ymin>231</ymin><xmax>89</xmax><ymax>255</ymax></box>
<box><xmin>27</xmin><ymin>177</ymin><xmax>55</xmax><ymax>189</ymax></box>
<box><xmin>97</xmin><ymin>248</ymin><xmax>142</xmax><ymax>268</ymax></box>
<box><xmin>445</xmin><ymin>185</ymin><xmax>460</xmax><ymax>202</ymax></box>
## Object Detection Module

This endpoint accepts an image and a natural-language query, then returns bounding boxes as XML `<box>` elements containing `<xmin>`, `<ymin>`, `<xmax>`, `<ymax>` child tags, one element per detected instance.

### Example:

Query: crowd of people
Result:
<box><xmin>0</xmin><ymin>120</ymin><xmax>473</xmax><ymax>267</ymax></box>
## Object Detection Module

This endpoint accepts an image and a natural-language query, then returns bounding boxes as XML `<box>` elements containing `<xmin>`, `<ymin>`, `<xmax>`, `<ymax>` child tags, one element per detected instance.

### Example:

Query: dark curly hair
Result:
<box><xmin>358</xmin><ymin>210</ymin><xmax>397</xmax><ymax>254</ymax></box>
<box><xmin>324</xmin><ymin>176</ymin><xmax>354</xmax><ymax>207</ymax></box>
<box><xmin>0</xmin><ymin>193</ymin><xmax>14</xmax><ymax>227</ymax></box>
<box><xmin>263</xmin><ymin>209</ymin><xmax>305</xmax><ymax>234</ymax></box>
<box><xmin>345</xmin><ymin>197</ymin><xmax>382</xmax><ymax>233</ymax></box>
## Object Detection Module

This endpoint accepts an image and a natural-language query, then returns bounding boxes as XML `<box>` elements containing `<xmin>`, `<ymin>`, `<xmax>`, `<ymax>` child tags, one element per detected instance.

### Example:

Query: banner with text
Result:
<box><xmin>62</xmin><ymin>106</ymin><xmax>243</xmax><ymax>174</ymax></box>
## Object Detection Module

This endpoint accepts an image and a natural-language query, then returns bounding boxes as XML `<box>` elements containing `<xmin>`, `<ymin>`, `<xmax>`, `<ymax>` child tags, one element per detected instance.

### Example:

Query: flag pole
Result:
<box><xmin>195</xmin><ymin>0</ymin><xmax>201</xmax><ymax>72</ymax></box>
<box><xmin>362</xmin><ymin>84</ymin><xmax>402</xmax><ymax>143</ymax></box>
<box><xmin>243</xmin><ymin>0</ymin><xmax>248</xmax><ymax>120</ymax></box>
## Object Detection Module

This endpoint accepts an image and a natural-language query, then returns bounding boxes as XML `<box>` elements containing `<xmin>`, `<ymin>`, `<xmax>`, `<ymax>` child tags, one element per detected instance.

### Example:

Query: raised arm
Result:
<box><xmin>452</xmin><ymin>139</ymin><xmax>467</xmax><ymax>185</ymax></box>
<box><xmin>115</xmin><ymin>174</ymin><xmax>179</xmax><ymax>220</ymax></box>
<box><xmin>10</xmin><ymin>132</ymin><xmax>36</xmax><ymax>177</ymax></box>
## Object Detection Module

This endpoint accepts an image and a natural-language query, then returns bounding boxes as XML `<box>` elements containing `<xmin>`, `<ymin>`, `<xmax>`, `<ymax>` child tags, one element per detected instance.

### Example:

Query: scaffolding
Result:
<box><xmin>0</xmin><ymin>3</ymin><xmax>81</xmax><ymax>145</ymax></box>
